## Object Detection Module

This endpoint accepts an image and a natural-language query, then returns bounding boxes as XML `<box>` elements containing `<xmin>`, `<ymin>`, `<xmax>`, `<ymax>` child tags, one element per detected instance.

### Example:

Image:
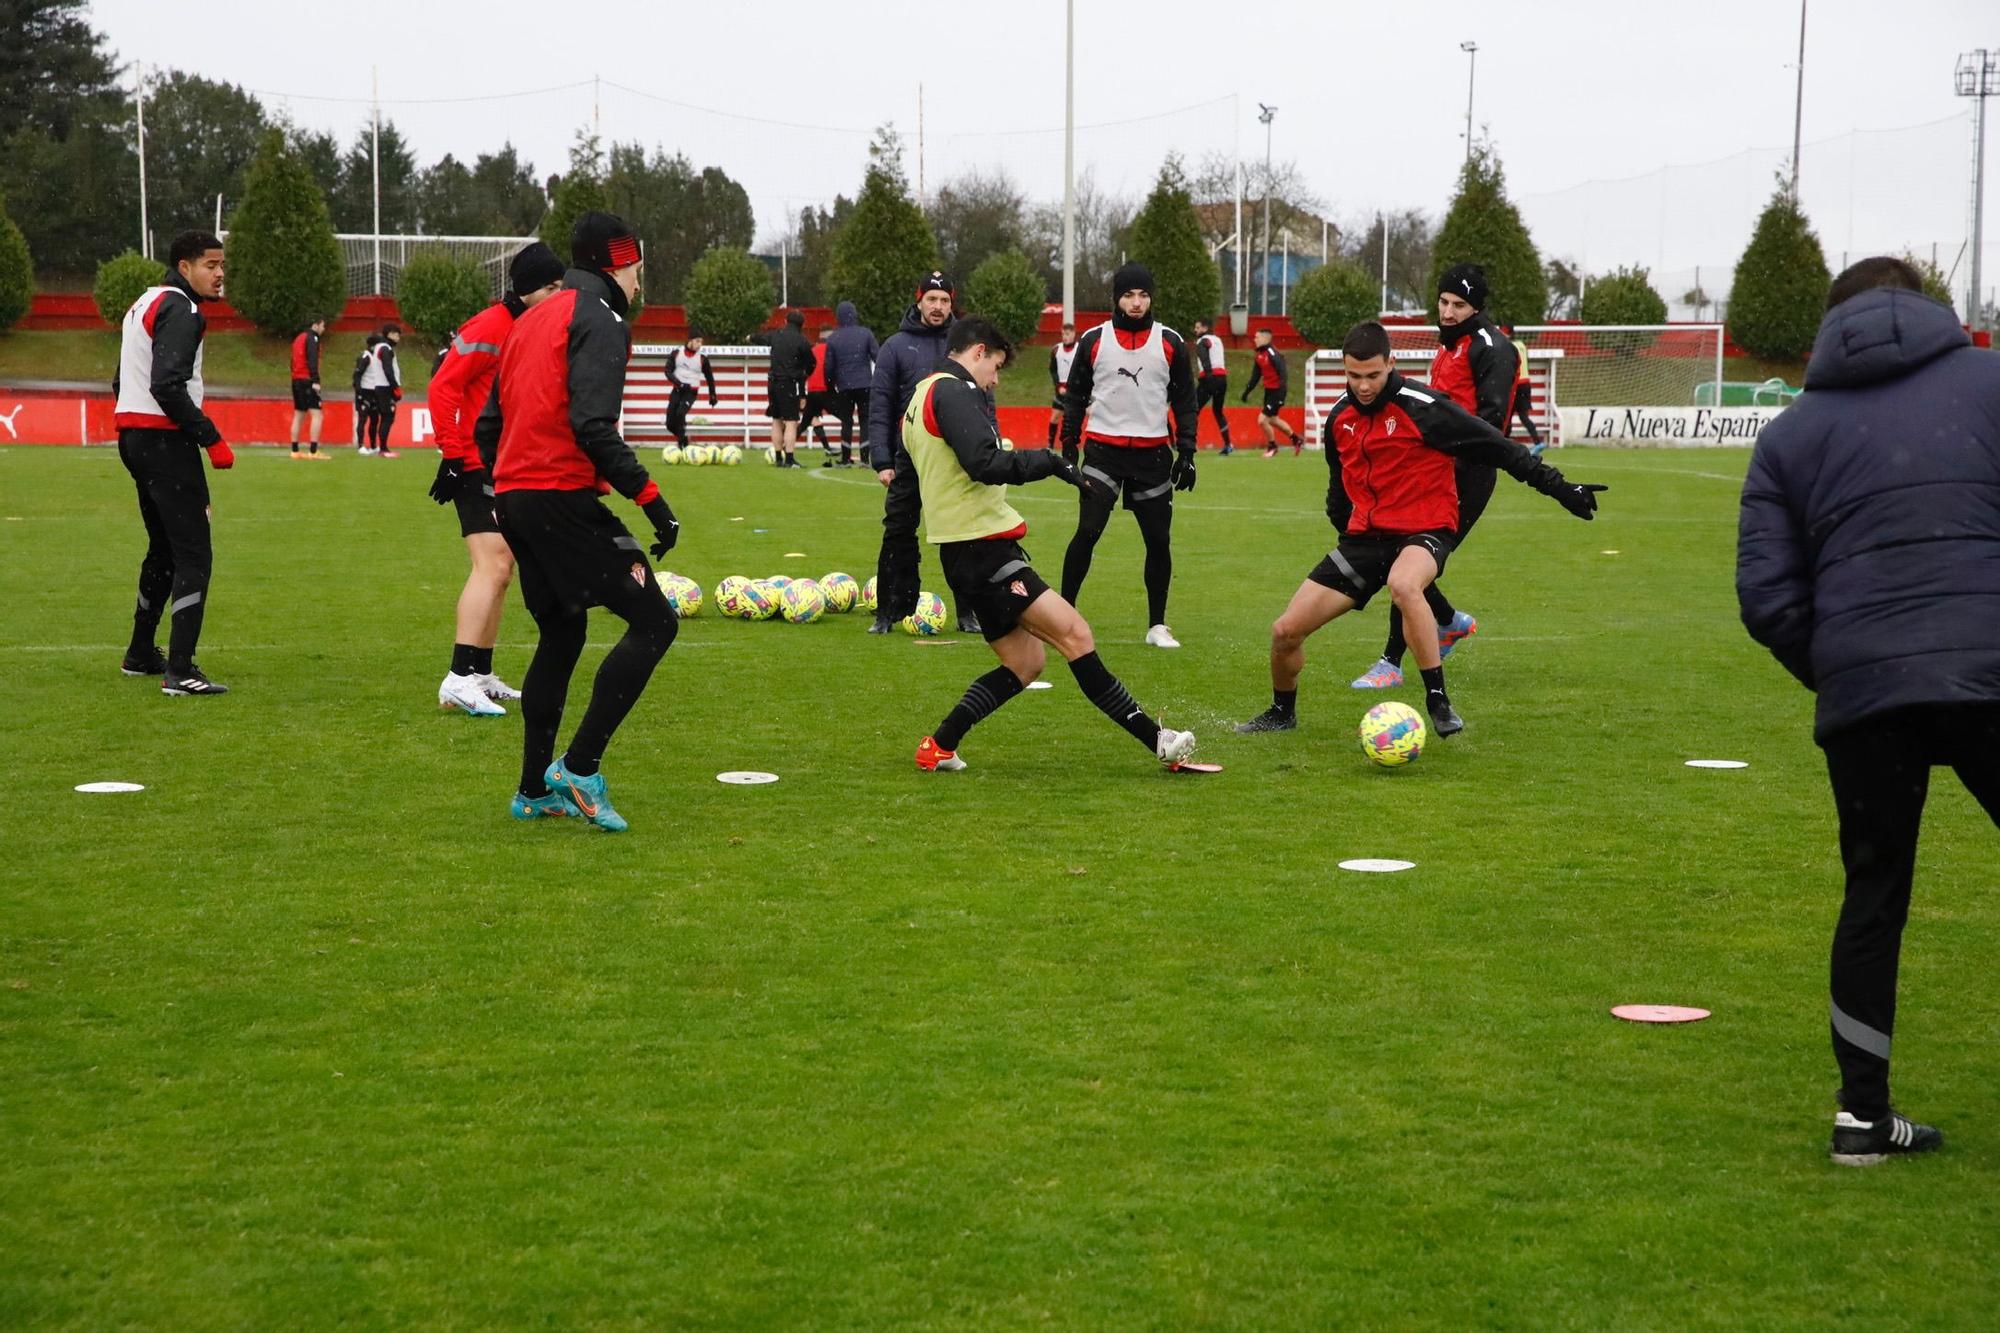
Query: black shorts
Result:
<box><xmin>765</xmin><ymin>384</ymin><xmax>801</xmax><ymax>422</ymax></box>
<box><xmin>801</xmin><ymin>391</ymin><xmax>838</xmax><ymax>422</ymax></box>
<box><xmin>1051</xmin><ymin>390</ymin><xmax>1068</xmax><ymax>412</ymax></box>
<box><xmin>291</xmin><ymin>379</ymin><xmax>322</xmax><ymax>411</ymax></box>
<box><xmin>453</xmin><ymin>481</ymin><xmax>500</xmax><ymax>538</ymax></box>
<box><xmin>1078</xmin><ymin>440</ymin><xmax>1175</xmax><ymax>511</ymax></box>
<box><xmin>1307</xmin><ymin>529</ymin><xmax>1454</xmax><ymax>609</ymax></box>
<box><xmin>496</xmin><ymin>489</ymin><xmax>656</xmax><ymax>621</ymax></box>
<box><xmin>1260</xmin><ymin>391</ymin><xmax>1287</xmax><ymax>417</ymax></box>
<box><xmin>939</xmin><ymin>538</ymin><xmax>1051</xmax><ymax>642</ymax></box>
<box><xmin>1197</xmin><ymin>377</ymin><xmax>1228</xmax><ymax>406</ymax></box>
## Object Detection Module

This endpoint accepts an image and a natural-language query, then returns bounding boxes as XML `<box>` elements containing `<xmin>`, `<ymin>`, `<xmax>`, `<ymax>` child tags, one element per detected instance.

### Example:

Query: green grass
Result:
<box><xmin>2</xmin><ymin>445</ymin><xmax>1996</xmax><ymax>1327</ymax></box>
<box><xmin>0</xmin><ymin>329</ymin><xmax>435</xmax><ymax>394</ymax></box>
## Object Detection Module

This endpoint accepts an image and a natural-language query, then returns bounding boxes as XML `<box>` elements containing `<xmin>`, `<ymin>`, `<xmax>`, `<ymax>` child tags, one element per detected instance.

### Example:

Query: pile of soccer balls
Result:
<box><xmin>659</xmin><ymin>444</ymin><xmax>743</xmax><ymax>466</ymax></box>
<box><xmin>654</xmin><ymin>571</ymin><xmax>948</xmax><ymax>633</ymax></box>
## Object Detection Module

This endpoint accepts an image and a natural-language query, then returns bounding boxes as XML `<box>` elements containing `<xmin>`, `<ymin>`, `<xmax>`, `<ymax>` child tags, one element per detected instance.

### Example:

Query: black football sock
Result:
<box><xmin>519</xmin><ymin>612</ymin><xmax>587</xmax><ymax>796</ymax></box>
<box><xmin>471</xmin><ymin>646</ymin><xmax>494</xmax><ymax>676</ymax></box>
<box><xmin>451</xmin><ymin>643</ymin><xmax>479</xmax><ymax>677</ymax></box>
<box><xmin>935</xmin><ymin>666</ymin><xmax>1026</xmax><ymax>750</ymax></box>
<box><xmin>308</xmin><ymin>441</ymin><xmax>319</xmax><ymax>454</ymax></box>
<box><xmin>1068</xmin><ymin>650</ymin><xmax>1160</xmax><ymax>751</ymax></box>
<box><xmin>1135</xmin><ymin>503</ymin><xmax>1173</xmax><ymax>625</ymax></box>
<box><xmin>1272</xmin><ymin>687</ymin><xmax>1298</xmax><ymax>718</ymax></box>
<box><xmin>1424</xmin><ymin>583</ymin><xmax>1456</xmax><ymax>625</ymax></box>
<box><xmin>1382</xmin><ymin>608</ymin><xmax>1408</xmax><ymax>666</ymax></box>
<box><xmin>1420</xmin><ymin>665</ymin><xmax>1449</xmax><ymax>711</ymax></box>
<box><xmin>1047</xmin><ymin>421</ymin><xmax>1058</xmax><ymax>447</ymax></box>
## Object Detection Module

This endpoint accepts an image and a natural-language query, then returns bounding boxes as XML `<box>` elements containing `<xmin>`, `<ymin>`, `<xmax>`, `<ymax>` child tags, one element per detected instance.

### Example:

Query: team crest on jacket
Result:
<box><xmin>630</xmin><ymin>563</ymin><xmax>646</xmax><ymax>586</ymax></box>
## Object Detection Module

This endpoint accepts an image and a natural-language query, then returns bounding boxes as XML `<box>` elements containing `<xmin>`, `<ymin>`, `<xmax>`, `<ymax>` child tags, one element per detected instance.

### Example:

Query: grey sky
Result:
<box><xmin>92</xmin><ymin>0</ymin><xmax>1997</xmax><ymax>291</ymax></box>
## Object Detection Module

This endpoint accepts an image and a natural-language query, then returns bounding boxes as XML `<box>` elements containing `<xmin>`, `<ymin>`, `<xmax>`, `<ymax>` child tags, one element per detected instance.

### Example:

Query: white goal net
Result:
<box><xmin>334</xmin><ymin>235</ymin><xmax>534</xmax><ymax>299</ymax></box>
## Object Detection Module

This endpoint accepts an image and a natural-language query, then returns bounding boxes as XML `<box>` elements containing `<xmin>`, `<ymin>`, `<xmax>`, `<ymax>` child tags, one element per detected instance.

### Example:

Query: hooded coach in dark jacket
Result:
<box><xmin>868</xmin><ymin>271</ymin><xmax>972</xmax><ymax>632</ymax></box>
<box><xmin>1737</xmin><ymin>256</ymin><xmax>2000</xmax><ymax>1166</ymax></box>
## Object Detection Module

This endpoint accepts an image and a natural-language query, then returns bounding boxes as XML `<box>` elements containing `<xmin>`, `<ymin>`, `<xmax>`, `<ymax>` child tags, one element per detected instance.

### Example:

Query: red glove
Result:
<box><xmin>206</xmin><ymin>441</ymin><xmax>235</xmax><ymax>470</ymax></box>
<box><xmin>392</xmin><ymin>387</ymin><xmax>403</xmax><ymax>401</ymax></box>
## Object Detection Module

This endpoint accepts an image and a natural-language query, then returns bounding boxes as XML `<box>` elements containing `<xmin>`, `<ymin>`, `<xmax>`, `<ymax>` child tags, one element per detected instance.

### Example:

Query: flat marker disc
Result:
<box><xmin>1338</xmin><ymin>858</ymin><xmax>1415</xmax><ymax>873</ymax></box>
<box><xmin>1612</xmin><ymin>1004</ymin><xmax>1710</xmax><ymax>1024</ymax></box>
<box><xmin>716</xmin><ymin>771</ymin><xmax>780</xmax><ymax>785</ymax></box>
<box><xmin>75</xmin><ymin>781</ymin><xmax>145</xmax><ymax>793</ymax></box>
<box><xmin>1167</xmin><ymin>761</ymin><xmax>1224</xmax><ymax>774</ymax></box>
<box><xmin>1685</xmin><ymin>760</ymin><xmax>1748</xmax><ymax>769</ymax></box>
<box><xmin>1025</xmin><ymin>681</ymin><xmax>1054</xmax><ymax>690</ymax></box>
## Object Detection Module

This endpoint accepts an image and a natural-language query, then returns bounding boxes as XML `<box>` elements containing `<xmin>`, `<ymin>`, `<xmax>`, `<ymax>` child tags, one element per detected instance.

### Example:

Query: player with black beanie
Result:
<box><xmin>1058</xmin><ymin>262</ymin><xmax>1199</xmax><ymax>649</ymax></box>
<box><xmin>1351</xmin><ymin>262</ymin><xmax>1519</xmax><ymax>689</ymax></box>
<box><xmin>114</xmin><ymin>229</ymin><xmax>233</xmax><ymax>695</ymax></box>
<box><xmin>475</xmin><ymin>211</ymin><xmax>680</xmax><ymax>832</ymax></box>
<box><xmin>427</xmin><ymin>239</ymin><xmax>566</xmax><ymax>717</ymax></box>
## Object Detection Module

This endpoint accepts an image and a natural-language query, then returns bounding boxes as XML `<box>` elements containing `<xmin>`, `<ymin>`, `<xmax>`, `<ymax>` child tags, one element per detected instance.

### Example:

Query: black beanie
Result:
<box><xmin>572</xmin><ymin>210</ymin><xmax>642</xmax><ymax>272</ymax></box>
<box><xmin>1438</xmin><ymin>263</ymin><xmax>1488</xmax><ymax>311</ymax></box>
<box><xmin>508</xmin><ymin>241</ymin><xmax>564</xmax><ymax>295</ymax></box>
<box><xmin>915</xmin><ymin>269</ymin><xmax>955</xmax><ymax>298</ymax></box>
<box><xmin>1111</xmin><ymin>262</ymin><xmax>1154</xmax><ymax>300</ymax></box>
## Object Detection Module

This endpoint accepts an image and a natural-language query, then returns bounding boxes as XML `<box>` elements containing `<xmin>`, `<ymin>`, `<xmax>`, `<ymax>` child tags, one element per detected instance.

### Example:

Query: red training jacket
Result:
<box><xmin>806</xmin><ymin>341</ymin><xmax>831</xmax><ymax>395</ymax></box>
<box><xmin>429</xmin><ymin>299</ymin><xmax>520</xmax><ymax>466</ymax></box>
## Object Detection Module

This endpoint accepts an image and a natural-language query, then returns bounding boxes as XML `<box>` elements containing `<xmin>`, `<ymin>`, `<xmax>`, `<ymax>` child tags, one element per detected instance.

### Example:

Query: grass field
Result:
<box><xmin>3</xmin><ymin>444</ymin><xmax>1996</xmax><ymax>1328</ymax></box>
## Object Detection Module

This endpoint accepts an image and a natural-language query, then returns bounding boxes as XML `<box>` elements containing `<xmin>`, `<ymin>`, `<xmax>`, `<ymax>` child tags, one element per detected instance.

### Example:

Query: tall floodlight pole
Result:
<box><xmin>1257</xmin><ymin>103</ymin><xmax>1276</xmax><ymax>316</ymax></box>
<box><xmin>135</xmin><ymin>62</ymin><xmax>150</xmax><ymax>258</ymax></box>
<box><xmin>1460</xmin><ymin>42</ymin><xmax>1478</xmax><ymax>161</ymax></box>
<box><xmin>371</xmin><ymin>66</ymin><xmax>382</xmax><ymax>297</ymax></box>
<box><xmin>1958</xmin><ymin>49</ymin><xmax>1997</xmax><ymax>331</ymax></box>
<box><xmin>1791</xmin><ymin>1</ymin><xmax>1808</xmax><ymax>193</ymax></box>
<box><xmin>1234</xmin><ymin>161</ymin><xmax>1245</xmax><ymax>307</ymax></box>
<box><xmin>1062</xmin><ymin>0</ymin><xmax>1075</xmax><ymax>325</ymax></box>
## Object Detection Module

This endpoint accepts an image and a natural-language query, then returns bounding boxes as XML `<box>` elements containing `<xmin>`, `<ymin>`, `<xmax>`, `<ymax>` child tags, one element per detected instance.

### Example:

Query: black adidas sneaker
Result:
<box><xmin>120</xmin><ymin>646</ymin><xmax>168</xmax><ymax>676</ymax></box>
<box><xmin>1830</xmin><ymin>1110</ymin><xmax>1942</xmax><ymax>1166</ymax></box>
<box><xmin>1235</xmin><ymin>707</ymin><xmax>1297</xmax><ymax>734</ymax></box>
<box><xmin>162</xmin><ymin>665</ymin><xmax>230</xmax><ymax>697</ymax></box>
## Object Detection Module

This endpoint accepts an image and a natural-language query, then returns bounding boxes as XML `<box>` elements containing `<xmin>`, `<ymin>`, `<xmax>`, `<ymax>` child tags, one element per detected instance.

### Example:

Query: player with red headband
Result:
<box><xmin>474</xmin><ymin>213</ymin><xmax>680</xmax><ymax>832</ymax></box>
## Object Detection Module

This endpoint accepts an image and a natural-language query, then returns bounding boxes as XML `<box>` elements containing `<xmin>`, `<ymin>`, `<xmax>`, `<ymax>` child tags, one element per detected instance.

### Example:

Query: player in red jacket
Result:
<box><xmin>287</xmin><ymin>316</ymin><xmax>327</xmax><ymax>458</ymax></box>
<box><xmin>425</xmin><ymin>241</ymin><xmax>565</xmax><ymax>717</ymax></box>
<box><xmin>1236</xmin><ymin>321</ymin><xmax>1604</xmax><ymax>739</ymax></box>
<box><xmin>474</xmin><ymin>213</ymin><xmax>680</xmax><ymax>832</ymax></box>
<box><xmin>1240</xmin><ymin>327</ymin><xmax>1300</xmax><ymax>455</ymax></box>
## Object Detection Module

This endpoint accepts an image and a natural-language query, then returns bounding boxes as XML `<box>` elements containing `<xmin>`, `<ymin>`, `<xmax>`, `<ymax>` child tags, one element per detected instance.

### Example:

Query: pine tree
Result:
<box><xmin>1287</xmin><ymin>260</ymin><xmax>1378</xmax><ymax>348</ymax></box>
<box><xmin>1726</xmin><ymin>183</ymin><xmax>1830</xmax><ymax>360</ymax></box>
<box><xmin>539</xmin><ymin>173</ymin><xmax>607</xmax><ymax>264</ymax></box>
<box><xmin>1431</xmin><ymin>142</ymin><xmax>1546</xmax><ymax>326</ymax></box>
<box><xmin>0</xmin><ymin>191</ymin><xmax>33</xmax><ymax>331</ymax></box>
<box><xmin>964</xmin><ymin>251</ymin><xmax>1046</xmax><ymax>349</ymax></box>
<box><xmin>224</xmin><ymin>129</ymin><xmax>346</xmax><ymax>337</ymax></box>
<box><xmin>1122</xmin><ymin>156</ymin><xmax>1221</xmax><ymax>339</ymax></box>
<box><xmin>825</xmin><ymin>127</ymin><xmax>938</xmax><ymax>339</ymax></box>
<box><xmin>683</xmin><ymin>248</ymin><xmax>775</xmax><ymax>344</ymax></box>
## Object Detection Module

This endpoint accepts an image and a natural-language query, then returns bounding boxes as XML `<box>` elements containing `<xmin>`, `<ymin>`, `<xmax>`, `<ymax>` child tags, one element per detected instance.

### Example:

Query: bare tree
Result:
<box><xmin>1024</xmin><ymin>168</ymin><xmax>1133</xmax><ymax>305</ymax></box>
<box><xmin>925</xmin><ymin>168</ymin><xmax>1028</xmax><ymax>280</ymax></box>
<box><xmin>1341</xmin><ymin>208</ymin><xmax>1436</xmax><ymax>313</ymax></box>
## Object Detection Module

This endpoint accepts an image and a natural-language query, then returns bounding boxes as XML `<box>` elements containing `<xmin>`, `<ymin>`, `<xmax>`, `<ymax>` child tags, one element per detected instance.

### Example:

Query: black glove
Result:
<box><xmin>1047</xmin><ymin>455</ymin><xmax>1081</xmax><ymax>487</ymax></box>
<box><xmin>641</xmin><ymin>495</ymin><xmax>679</xmax><ymax>558</ymax></box>
<box><xmin>707</xmin><ymin>395</ymin><xmax>719</xmax><ymax>407</ymax></box>
<box><xmin>1171</xmin><ymin>450</ymin><xmax>1197</xmax><ymax>492</ymax></box>
<box><xmin>428</xmin><ymin>457</ymin><xmax>462</xmax><ymax>505</ymax></box>
<box><xmin>1551</xmin><ymin>481</ymin><xmax>1608</xmax><ymax>520</ymax></box>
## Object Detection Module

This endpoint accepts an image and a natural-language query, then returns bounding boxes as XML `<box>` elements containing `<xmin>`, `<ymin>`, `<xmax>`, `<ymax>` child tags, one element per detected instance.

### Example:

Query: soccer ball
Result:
<box><xmin>714</xmin><ymin>575</ymin><xmax>756</xmax><ymax>618</ymax></box>
<box><xmin>766</xmin><ymin>575</ymin><xmax>792</xmax><ymax>589</ymax></box>
<box><xmin>859</xmin><ymin>576</ymin><xmax>878</xmax><ymax>613</ymax></box>
<box><xmin>779</xmin><ymin>578</ymin><xmax>827</xmax><ymax>623</ymax></box>
<box><xmin>683</xmin><ymin>444</ymin><xmax>708</xmax><ymax>467</ymax></box>
<box><xmin>746</xmin><ymin>580</ymin><xmax>781</xmax><ymax>619</ymax></box>
<box><xmin>719</xmin><ymin>444</ymin><xmax>743</xmax><ymax>465</ymax></box>
<box><xmin>820</xmin><ymin>572</ymin><xmax>859</xmax><ymax>612</ymax></box>
<box><xmin>660</xmin><ymin>444</ymin><xmax>683</xmax><ymax>465</ymax></box>
<box><xmin>658</xmin><ymin>572</ymin><xmax>702</xmax><ymax>617</ymax></box>
<box><xmin>902</xmin><ymin>591</ymin><xmax>948</xmax><ymax>636</ymax></box>
<box><xmin>701</xmin><ymin>444</ymin><xmax>724</xmax><ymax>466</ymax></box>
<box><xmin>1359</xmin><ymin>701</ymin><xmax>1426</xmax><ymax>767</ymax></box>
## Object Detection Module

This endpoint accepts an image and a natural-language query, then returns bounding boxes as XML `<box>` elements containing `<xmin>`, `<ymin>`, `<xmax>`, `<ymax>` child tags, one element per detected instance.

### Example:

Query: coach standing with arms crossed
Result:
<box><xmin>1738</xmin><ymin>256</ymin><xmax>2000</xmax><ymax>1166</ymax></box>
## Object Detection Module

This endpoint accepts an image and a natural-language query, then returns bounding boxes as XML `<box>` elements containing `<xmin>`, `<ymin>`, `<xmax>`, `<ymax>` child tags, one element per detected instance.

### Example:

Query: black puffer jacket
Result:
<box><xmin>867</xmin><ymin>304</ymin><xmax>955</xmax><ymax>469</ymax></box>
<box><xmin>1737</xmin><ymin>288</ymin><xmax>2000</xmax><ymax>741</ymax></box>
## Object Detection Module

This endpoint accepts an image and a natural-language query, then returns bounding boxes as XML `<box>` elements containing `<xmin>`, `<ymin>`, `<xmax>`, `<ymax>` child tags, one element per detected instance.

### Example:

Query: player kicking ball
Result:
<box><xmin>1237</xmin><ymin>321</ymin><xmax>1605</xmax><ymax>739</ymax></box>
<box><xmin>905</xmin><ymin>317</ymin><xmax>1198</xmax><ymax>773</ymax></box>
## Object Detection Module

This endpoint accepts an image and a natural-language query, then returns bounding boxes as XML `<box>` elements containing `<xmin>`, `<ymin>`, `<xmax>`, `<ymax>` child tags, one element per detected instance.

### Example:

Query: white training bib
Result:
<box><xmin>1084</xmin><ymin>321</ymin><xmax>1171</xmax><ymax>440</ymax></box>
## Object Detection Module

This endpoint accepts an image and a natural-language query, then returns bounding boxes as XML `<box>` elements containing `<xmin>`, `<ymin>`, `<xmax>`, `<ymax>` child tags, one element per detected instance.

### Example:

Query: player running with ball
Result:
<box><xmin>907</xmin><ymin>317</ymin><xmax>1198</xmax><ymax>774</ymax></box>
<box><xmin>1236</xmin><ymin>322</ymin><xmax>1605</xmax><ymax>739</ymax></box>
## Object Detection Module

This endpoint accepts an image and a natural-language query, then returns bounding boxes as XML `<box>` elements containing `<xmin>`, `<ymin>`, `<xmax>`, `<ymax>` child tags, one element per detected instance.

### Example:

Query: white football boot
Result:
<box><xmin>1144</xmin><ymin>624</ymin><xmax>1182</xmax><ymax>649</ymax></box>
<box><xmin>1155</xmin><ymin>727</ymin><xmax>1197</xmax><ymax>767</ymax></box>
<box><xmin>475</xmin><ymin>673</ymin><xmax>522</xmax><ymax>702</ymax></box>
<box><xmin>439</xmin><ymin>671</ymin><xmax>505</xmax><ymax>716</ymax></box>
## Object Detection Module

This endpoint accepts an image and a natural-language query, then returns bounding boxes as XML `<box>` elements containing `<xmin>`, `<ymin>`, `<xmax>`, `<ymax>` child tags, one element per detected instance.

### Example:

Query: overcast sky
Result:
<box><xmin>91</xmin><ymin>0</ymin><xmax>1997</xmax><ymax>286</ymax></box>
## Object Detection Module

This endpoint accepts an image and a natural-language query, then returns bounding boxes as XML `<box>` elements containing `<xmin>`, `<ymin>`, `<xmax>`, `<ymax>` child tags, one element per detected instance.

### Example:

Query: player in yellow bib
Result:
<box><xmin>904</xmin><ymin>317</ymin><xmax>1200</xmax><ymax>773</ymax></box>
